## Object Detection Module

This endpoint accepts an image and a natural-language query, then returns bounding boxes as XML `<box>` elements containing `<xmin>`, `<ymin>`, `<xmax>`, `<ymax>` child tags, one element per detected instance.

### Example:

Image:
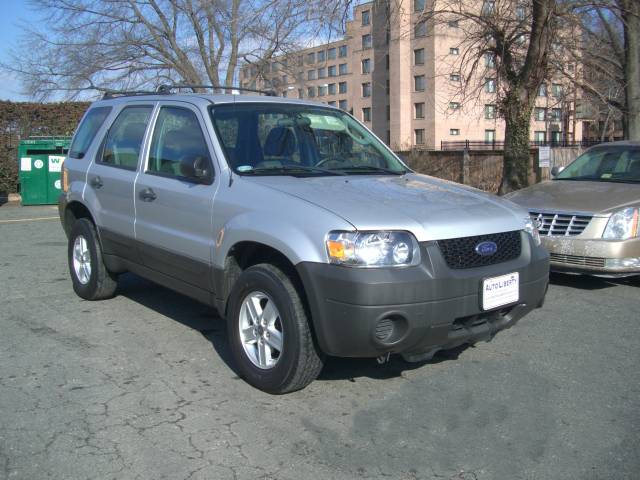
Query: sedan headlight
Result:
<box><xmin>325</xmin><ymin>231</ymin><xmax>420</xmax><ymax>267</ymax></box>
<box><xmin>523</xmin><ymin>217</ymin><xmax>541</xmax><ymax>246</ymax></box>
<box><xmin>602</xmin><ymin>207</ymin><xmax>639</xmax><ymax>240</ymax></box>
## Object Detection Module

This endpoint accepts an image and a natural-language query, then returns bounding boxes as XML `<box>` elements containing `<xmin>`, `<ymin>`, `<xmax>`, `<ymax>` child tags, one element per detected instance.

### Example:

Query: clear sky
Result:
<box><xmin>0</xmin><ymin>0</ymin><xmax>32</xmax><ymax>101</ymax></box>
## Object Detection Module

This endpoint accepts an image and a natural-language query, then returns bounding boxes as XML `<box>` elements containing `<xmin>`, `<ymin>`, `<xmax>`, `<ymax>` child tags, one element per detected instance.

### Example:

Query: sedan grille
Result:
<box><xmin>437</xmin><ymin>231</ymin><xmax>522</xmax><ymax>270</ymax></box>
<box><xmin>549</xmin><ymin>253</ymin><xmax>605</xmax><ymax>268</ymax></box>
<box><xmin>530</xmin><ymin>211</ymin><xmax>592</xmax><ymax>237</ymax></box>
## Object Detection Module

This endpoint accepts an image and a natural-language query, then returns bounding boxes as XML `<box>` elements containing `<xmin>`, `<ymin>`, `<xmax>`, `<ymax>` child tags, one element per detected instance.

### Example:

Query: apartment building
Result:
<box><xmin>240</xmin><ymin>0</ymin><xmax>582</xmax><ymax>150</ymax></box>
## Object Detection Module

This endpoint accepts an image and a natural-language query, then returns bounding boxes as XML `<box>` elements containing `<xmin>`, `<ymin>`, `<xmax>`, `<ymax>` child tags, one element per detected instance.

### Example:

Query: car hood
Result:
<box><xmin>506</xmin><ymin>180</ymin><xmax>640</xmax><ymax>215</ymax></box>
<box><xmin>248</xmin><ymin>173</ymin><xmax>526</xmax><ymax>241</ymax></box>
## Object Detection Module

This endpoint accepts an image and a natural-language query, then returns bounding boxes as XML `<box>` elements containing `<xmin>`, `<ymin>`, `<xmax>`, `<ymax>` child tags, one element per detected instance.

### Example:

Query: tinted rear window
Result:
<box><xmin>68</xmin><ymin>106</ymin><xmax>112</xmax><ymax>159</ymax></box>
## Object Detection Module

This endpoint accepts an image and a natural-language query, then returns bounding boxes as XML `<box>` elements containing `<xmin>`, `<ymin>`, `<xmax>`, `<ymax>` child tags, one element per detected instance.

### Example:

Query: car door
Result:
<box><xmin>134</xmin><ymin>102</ymin><xmax>217</xmax><ymax>292</ymax></box>
<box><xmin>86</xmin><ymin>103</ymin><xmax>155</xmax><ymax>262</ymax></box>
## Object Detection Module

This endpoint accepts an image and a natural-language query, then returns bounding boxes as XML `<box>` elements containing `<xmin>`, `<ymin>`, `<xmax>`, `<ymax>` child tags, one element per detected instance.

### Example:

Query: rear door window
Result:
<box><xmin>68</xmin><ymin>106</ymin><xmax>112</xmax><ymax>159</ymax></box>
<box><xmin>98</xmin><ymin>106</ymin><xmax>153</xmax><ymax>170</ymax></box>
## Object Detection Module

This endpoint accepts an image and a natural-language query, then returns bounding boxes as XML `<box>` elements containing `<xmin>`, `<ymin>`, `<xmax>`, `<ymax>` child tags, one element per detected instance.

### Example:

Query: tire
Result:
<box><xmin>227</xmin><ymin>263</ymin><xmax>324</xmax><ymax>394</ymax></box>
<box><xmin>67</xmin><ymin>218</ymin><xmax>118</xmax><ymax>300</ymax></box>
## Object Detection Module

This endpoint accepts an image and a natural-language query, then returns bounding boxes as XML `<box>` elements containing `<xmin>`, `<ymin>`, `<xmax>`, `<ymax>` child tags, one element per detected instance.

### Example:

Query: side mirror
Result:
<box><xmin>550</xmin><ymin>166</ymin><xmax>564</xmax><ymax>177</ymax></box>
<box><xmin>180</xmin><ymin>156</ymin><xmax>211</xmax><ymax>183</ymax></box>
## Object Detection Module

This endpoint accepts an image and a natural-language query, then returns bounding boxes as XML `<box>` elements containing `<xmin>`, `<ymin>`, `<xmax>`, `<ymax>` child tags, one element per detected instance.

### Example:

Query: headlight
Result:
<box><xmin>325</xmin><ymin>231</ymin><xmax>420</xmax><ymax>267</ymax></box>
<box><xmin>523</xmin><ymin>217</ymin><xmax>541</xmax><ymax>246</ymax></box>
<box><xmin>602</xmin><ymin>207</ymin><xmax>639</xmax><ymax>240</ymax></box>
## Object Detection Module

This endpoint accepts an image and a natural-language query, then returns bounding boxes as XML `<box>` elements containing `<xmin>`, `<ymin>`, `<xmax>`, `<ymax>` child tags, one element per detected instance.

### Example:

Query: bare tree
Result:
<box><xmin>4</xmin><ymin>0</ymin><xmax>336</xmax><ymax>99</ymax></box>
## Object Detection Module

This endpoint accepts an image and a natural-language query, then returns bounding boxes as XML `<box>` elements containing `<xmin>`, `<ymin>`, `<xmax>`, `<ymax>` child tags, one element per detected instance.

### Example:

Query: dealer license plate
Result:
<box><xmin>482</xmin><ymin>272</ymin><xmax>519</xmax><ymax>311</ymax></box>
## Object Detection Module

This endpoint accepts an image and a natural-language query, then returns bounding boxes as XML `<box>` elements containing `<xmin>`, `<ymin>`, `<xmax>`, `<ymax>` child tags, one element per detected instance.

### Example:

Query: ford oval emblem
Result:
<box><xmin>475</xmin><ymin>241</ymin><xmax>498</xmax><ymax>256</ymax></box>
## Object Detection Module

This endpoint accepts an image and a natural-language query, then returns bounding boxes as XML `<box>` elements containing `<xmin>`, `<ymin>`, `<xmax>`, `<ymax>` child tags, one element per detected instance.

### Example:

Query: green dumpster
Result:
<box><xmin>17</xmin><ymin>137</ymin><xmax>71</xmax><ymax>205</ymax></box>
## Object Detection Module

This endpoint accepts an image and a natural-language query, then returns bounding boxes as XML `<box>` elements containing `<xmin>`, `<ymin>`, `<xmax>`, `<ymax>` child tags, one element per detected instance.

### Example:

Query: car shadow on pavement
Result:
<box><xmin>116</xmin><ymin>273</ymin><xmax>473</xmax><ymax>384</ymax></box>
<box><xmin>549</xmin><ymin>271</ymin><xmax>639</xmax><ymax>290</ymax></box>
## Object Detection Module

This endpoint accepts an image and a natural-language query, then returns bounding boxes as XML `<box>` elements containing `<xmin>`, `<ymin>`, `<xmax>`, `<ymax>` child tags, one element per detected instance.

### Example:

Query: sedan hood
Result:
<box><xmin>248</xmin><ymin>173</ymin><xmax>526</xmax><ymax>241</ymax></box>
<box><xmin>507</xmin><ymin>180</ymin><xmax>640</xmax><ymax>215</ymax></box>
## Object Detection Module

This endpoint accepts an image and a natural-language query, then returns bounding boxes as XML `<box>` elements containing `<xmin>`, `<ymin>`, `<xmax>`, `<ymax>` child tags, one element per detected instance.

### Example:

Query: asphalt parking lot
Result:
<box><xmin>1</xmin><ymin>203</ymin><xmax>639</xmax><ymax>480</ymax></box>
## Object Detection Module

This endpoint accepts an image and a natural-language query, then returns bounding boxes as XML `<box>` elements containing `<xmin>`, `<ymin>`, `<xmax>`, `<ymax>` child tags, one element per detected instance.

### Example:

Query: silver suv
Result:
<box><xmin>58</xmin><ymin>89</ymin><xmax>549</xmax><ymax>393</ymax></box>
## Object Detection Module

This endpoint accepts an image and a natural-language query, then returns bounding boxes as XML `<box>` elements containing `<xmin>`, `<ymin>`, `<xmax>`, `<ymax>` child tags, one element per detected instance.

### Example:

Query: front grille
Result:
<box><xmin>530</xmin><ymin>211</ymin><xmax>592</xmax><ymax>236</ymax></box>
<box><xmin>437</xmin><ymin>231</ymin><xmax>521</xmax><ymax>270</ymax></box>
<box><xmin>549</xmin><ymin>253</ymin><xmax>605</xmax><ymax>268</ymax></box>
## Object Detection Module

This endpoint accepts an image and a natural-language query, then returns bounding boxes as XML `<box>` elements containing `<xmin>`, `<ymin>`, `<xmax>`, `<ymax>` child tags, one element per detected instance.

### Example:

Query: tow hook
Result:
<box><xmin>376</xmin><ymin>352</ymin><xmax>391</xmax><ymax>364</ymax></box>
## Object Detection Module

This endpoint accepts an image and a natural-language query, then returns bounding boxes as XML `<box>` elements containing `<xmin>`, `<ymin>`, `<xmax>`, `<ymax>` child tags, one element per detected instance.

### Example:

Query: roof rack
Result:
<box><xmin>101</xmin><ymin>89</ymin><xmax>159</xmax><ymax>100</ymax></box>
<box><xmin>156</xmin><ymin>84</ymin><xmax>277</xmax><ymax>96</ymax></box>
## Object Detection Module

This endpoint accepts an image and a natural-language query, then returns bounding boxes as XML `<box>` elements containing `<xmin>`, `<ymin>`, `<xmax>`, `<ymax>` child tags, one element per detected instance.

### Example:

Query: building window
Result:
<box><xmin>328</xmin><ymin>47</ymin><xmax>337</xmax><ymax>60</ymax></box>
<box><xmin>307</xmin><ymin>69</ymin><xmax>316</xmax><ymax>80</ymax></box>
<box><xmin>298</xmin><ymin>88</ymin><xmax>304</xmax><ymax>99</ymax></box>
<box><xmin>415</xmin><ymin>129</ymin><xmax>425</xmax><ymax>145</ymax></box>
<box><xmin>482</xmin><ymin>0</ymin><xmax>496</xmax><ymax>15</ymax></box>
<box><xmin>485</xmin><ymin>53</ymin><xmax>496</xmax><ymax>68</ymax></box>
<box><xmin>449</xmin><ymin>102</ymin><xmax>461</xmax><ymax>110</ymax></box>
<box><xmin>318</xmin><ymin>67</ymin><xmax>327</xmax><ymax>79</ymax></box>
<box><xmin>306</xmin><ymin>52</ymin><xmax>315</xmax><ymax>64</ymax></box>
<box><xmin>538</xmin><ymin>83</ymin><xmax>547</xmax><ymax>97</ymax></box>
<box><xmin>450</xmin><ymin>47</ymin><xmax>459</xmax><ymax>55</ymax></box>
<box><xmin>328</xmin><ymin>101</ymin><xmax>336</xmax><ymax>107</ymax></box>
<box><xmin>448</xmin><ymin>20</ymin><xmax>459</xmax><ymax>28</ymax></box>
<box><xmin>386</xmin><ymin>79</ymin><xmax>390</xmax><ymax>95</ymax></box>
<box><xmin>484</xmin><ymin>104</ymin><xmax>496</xmax><ymax>119</ymax></box>
<box><xmin>328</xmin><ymin>83</ymin><xmax>336</xmax><ymax>95</ymax></box>
<box><xmin>362</xmin><ymin>10</ymin><xmax>370</xmax><ymax>26</ymax></box>
<box><xmin>362</xmin><ymin>58</ymin><xmax>371</xmax><ymax>74</ymax></box>
<box><xmin>339</xmin><ymin>82</ymin><xmax>347</xmax><ymax>94</ymax></box>
<box><xmin>362</xmin><ymin>34</ymin><xmax>372</xmax><ymax>49</ymax></box>
<box><xmin>307</xmin><ymin>86</ymin><xmax>315</xmax><ymax>97</ymax></box>
<box><xmin>415</xmin><ymin>21</ymin><xmax>427</xmax><ymax>37</ymax></box>
<box><xmin>535</xmin><ymin>107</ymin><xmax>546</xmax><ymax>121</ymax></box>
<box><xmin>386</xmin><ymin>130</ymin><xmax>391</xmax><ymax>145</ymax></box>
<box><xmin>328</xmin><ymin>65</ymin><xmax>337</xmax><ymax>77</ymax></box>
<box><xmin>450</xmin><ymin>73</ymin><xmax>461</xmax><ymax>82</ymax></box>
<box><xmin>339</xmin><ymin>45</ymin><xmax>348</xmax><ymax>57</ymax></box>
<box><xmin>450</xmin><ymin>128</ymin><xmax>460</xmax><ymax>136</ymax></box>
<box><xmin>318</xmin><ymin>85</ymin><xmax>327</xmax><ymax>97</ymax></box>
<box><xmin>339</xmin><ymin>63</ymin><xmax>348</xmax><ymax>75</ymax></box>
<box><xmin>317</xmin><ymin>50</ymin><xmax>325</xmax><ymax>63</ymax></box>
<box><xmin>485</xmin><ymin>129</ymin><xmax>496</xmax><ymax>142</ymax></box>
<box><xmin>414</xmin><ymin>0</ymin><xmax>425</xmax><ymax>11</ymax></box>
<box><xmin>485</xmin><ymin>78</ymin><xmax>496</xmax><ymax>93</ymax></box>
<box><xmin>414</xmin><ymin>48</ymin><xmax>425</xmax><ymax>65</ymax></box>
<box><xmin>551</xmin><ymin>108</ymin><xmax>562</xmax><ymax>121</ymax></box>
<box><xmin>414</xmin><ymin>75</ymin><xmax>425</xmax><ymax>91</ymax></box>
<box><xmin>362</xmin><ymin>82</ymin><xmax>371</xmax><ymax>97</ymax></box>
<box><xmin>386</xmin><ymin>105</ymin><xmax>391</xmax><ymax>121</ymax></box>
<box><xmin>552</xmin><ymin>83</ymin><xmax>563</xmax><ymax>97</ymax></box>
<box><xmin>386</xmin><ymin>54</ymin><xmax>390</xmax><ymax>70</ymax></box>
<box><xmin>362</xmin><ymin>107</ymin><xmax>371</xmax><ymax>122</ymax></box>
<box><xmin>339</xmin><ymin>99</ymin><xmax>348</xmax><ymax>110</ymax></box>
<box><xmin>534</xmin><ymin>131</ymin><xmax>546</xmax><ymax>142</ymax></box>
<box><xmin>415</xmin><ymin>102</ymin><xmax>425</xmax><ymax>119</ymax></box>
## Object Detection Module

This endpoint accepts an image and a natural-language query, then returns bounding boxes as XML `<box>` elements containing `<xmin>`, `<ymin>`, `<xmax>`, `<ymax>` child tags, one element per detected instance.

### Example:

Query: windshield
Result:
<box><xmin>209</xmin><ymin>103</ymin><xmax>409</xmax><ymax>176</ymax></box>
<box><xmin>556</xmin><ymin>146</ymin><xmax>640</xmax><ymax>183</ymax></box>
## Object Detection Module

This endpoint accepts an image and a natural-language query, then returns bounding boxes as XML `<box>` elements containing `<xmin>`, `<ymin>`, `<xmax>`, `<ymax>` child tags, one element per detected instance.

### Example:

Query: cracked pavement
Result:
<box><xmin>1</xmin><ymin>204</ymin><xmax>639</xmax><ymax>480</ymax></box>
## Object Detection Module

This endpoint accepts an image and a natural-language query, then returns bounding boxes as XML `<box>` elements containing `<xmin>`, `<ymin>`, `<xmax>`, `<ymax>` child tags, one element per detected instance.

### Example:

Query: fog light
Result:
<box><xmin>604</xmin><ymin>257</ymin><xmax>640</xmax><ymax>268</ymax></box>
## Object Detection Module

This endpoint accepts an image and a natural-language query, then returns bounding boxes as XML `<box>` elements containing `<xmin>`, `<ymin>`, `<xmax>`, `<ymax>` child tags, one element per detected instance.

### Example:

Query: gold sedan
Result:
<box><xmin>506</xmin><ymin>142</ymin><xmax>640</xmax><ymax>277</ymax></box>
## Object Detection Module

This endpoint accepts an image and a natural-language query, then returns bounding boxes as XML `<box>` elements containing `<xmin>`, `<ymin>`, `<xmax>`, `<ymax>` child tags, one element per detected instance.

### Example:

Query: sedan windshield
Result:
<box><xmin>209</xmin><ymin>103</ymin><xmax>409</xmax><ymax>176</ymax></box>
<box><xmin>556</xmin><ymin>146</ymin><xmax>640</xmax><ymax>183</ymax></box>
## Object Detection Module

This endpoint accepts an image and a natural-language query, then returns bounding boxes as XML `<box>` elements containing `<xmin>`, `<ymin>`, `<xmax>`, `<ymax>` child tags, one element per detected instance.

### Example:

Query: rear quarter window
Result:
<box><xmin>68</xmin><ymin>106</ymin><xmax>112</xmax><ymax>159</ymax></box>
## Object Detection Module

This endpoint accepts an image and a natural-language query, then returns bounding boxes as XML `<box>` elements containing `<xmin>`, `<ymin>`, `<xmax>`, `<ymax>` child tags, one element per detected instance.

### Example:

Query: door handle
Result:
<box><xmin>90</xmin><ymin>176</ymin><xmax>103</xmax><ymax>189</ymax></box>
<box><xmin>139</xmin><ymin>187</ymin><xmax>157</xmax><ymax>202</ymax></box>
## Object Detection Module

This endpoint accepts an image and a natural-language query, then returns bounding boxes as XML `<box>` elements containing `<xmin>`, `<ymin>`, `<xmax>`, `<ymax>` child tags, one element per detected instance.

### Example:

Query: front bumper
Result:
<box><xmin>542</xmin><ymin>236</ymin><xmax>640</xmax><ymax>276</ymax></box>
<box><xmin>297</xmin><ymin>233</ymin><xmax>549</xmax><ymax>360</ymax></box>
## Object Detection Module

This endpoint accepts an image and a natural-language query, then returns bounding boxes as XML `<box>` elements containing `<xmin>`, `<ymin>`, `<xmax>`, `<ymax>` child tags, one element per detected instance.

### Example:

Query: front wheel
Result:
<box><xmin>227</xmin><ymin>263</ymin><xmax>324</xmax><ymax>394</ymax></box>
<box><xmin>67</xmin><ymin>218</ymin><xmax>118</xmax><ymax>300</ymax></box>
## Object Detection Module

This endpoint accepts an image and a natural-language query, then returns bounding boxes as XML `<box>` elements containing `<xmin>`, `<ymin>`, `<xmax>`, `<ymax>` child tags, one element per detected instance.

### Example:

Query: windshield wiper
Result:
<box><xmin>239</xmin><ymin>165</ymin><xmax>346</xmax><ymax>176</ymax></box>
<box><xmin>331</xmin><ymin>165</ymin><xmax>407</xmax><ymax>175</ymax></box>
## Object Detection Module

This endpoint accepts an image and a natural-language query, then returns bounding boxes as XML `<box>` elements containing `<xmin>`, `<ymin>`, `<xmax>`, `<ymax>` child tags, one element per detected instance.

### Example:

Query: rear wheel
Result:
<box><xmin>67</xmin><ymin>218</ymin><xmax>118</xmax><ymax>300</ymax></box>
<box><xmin>227</xmin><ymin>263</ymin><xmax>324</xmax><ymax>394</ymax></box>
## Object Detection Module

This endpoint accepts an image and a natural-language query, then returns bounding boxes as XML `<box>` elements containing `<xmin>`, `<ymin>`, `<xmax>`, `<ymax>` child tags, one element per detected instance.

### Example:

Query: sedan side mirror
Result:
<box><xmin>550</xmin><ymin>166</ymin><xmax>564</xmax><ymax>177</ymax></box>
